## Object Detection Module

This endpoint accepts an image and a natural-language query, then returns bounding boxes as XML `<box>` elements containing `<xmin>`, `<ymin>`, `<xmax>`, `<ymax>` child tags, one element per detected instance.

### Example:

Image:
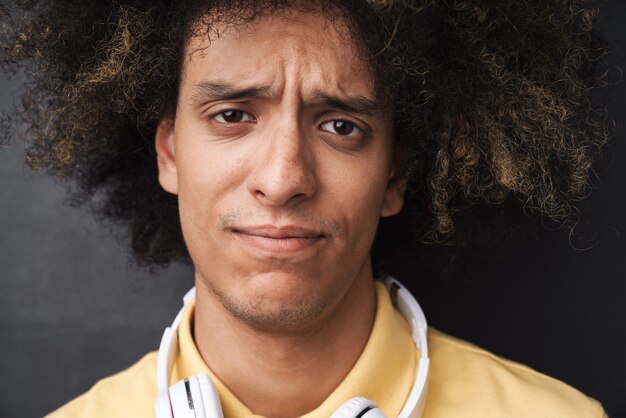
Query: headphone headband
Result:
<box><xmin>384</xmin><ymin>277</ymin><xmax>429</xmax><ymax>418</ymax></box>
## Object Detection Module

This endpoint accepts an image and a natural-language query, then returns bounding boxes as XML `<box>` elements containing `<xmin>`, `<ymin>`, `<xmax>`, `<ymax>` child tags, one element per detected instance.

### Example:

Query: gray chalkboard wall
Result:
<box><xmin>2</xmin><ymin>2</ymin><xmax>626</xmax><ymax>417</ymax></box>
<box><xmin>0</xmin><ymin>74</ymin><xmax>195</xmax><ymax>417</ymax></box>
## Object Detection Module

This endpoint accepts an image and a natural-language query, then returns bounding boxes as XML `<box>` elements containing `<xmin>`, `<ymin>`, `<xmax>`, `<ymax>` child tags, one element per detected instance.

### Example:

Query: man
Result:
<box><xmin>0</xmin><ymin>0</ymin><xmax>610</xmax><ymax>417</ymax></box>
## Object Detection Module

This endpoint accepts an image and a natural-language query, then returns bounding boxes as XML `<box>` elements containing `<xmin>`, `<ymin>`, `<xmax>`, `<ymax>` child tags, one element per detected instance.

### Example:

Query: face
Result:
<box><xmin>156</xmin><ymin>9</ymin><xmax>405</xmax><ymax>331</ymax></box>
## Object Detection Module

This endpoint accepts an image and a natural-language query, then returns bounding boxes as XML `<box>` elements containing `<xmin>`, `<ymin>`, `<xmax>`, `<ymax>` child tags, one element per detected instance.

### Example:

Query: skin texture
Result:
<box><xmin>155</xmin><ymin>10</ymin><xmax>405</xmax><ymax>417</ymax></box>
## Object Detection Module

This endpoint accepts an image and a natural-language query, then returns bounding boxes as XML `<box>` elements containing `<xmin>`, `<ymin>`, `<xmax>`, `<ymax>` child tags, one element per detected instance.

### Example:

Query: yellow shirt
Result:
<box><xmin>48</xmin><ymin>282</ymin><xmax>606</xmax><ymax>418</ymax></box>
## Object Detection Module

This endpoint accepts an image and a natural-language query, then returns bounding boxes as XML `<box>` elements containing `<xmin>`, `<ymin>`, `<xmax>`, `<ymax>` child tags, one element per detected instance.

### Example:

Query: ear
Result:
<box><xmin>155</xmin><ymin>118</ymin><xmax>179</xmax><ymax>195</ymax></box>
<box><xmin>381</xmin><ymin>169</ymin><xmax>406</xmax><ymax>217</ymax></box>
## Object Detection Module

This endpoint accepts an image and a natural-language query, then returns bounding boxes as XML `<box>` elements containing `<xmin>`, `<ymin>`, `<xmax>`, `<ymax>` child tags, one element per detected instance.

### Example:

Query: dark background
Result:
<box><xmin>1</xmin><ymin>2</ymin><xmax>625</xmax><ymax>418</ymax></box>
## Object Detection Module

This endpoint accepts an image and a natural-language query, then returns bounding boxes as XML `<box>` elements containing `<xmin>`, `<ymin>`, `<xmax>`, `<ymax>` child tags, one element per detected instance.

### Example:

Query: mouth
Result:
<box><xmin>230</xmin><ymin>225</ymin><xmax>326</xmax><ymax>254</ymax></box>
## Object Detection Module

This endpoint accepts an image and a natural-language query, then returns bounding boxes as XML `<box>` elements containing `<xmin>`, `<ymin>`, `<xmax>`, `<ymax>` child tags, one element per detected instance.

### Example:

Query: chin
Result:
<box><xmin>243</xmin><ymin>269</ymin><xmax>316</xmax><ymax>295</ymax></box>
<box><xmin>224</xmin><ymin>274</ymin><xmax>338</xmax><ymax>332</ymax></box>
<box><xmin>223</xmin><ymin>293</ymin><xmax>331</xmax><ymax>333</ymax></box>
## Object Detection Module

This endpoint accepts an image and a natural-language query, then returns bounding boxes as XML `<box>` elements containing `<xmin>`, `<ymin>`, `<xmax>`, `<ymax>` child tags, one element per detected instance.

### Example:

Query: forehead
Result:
<box><xmin>180</xmin><ymin>10</ymin><xmax>376</xmax><ymax>101</ymax></box>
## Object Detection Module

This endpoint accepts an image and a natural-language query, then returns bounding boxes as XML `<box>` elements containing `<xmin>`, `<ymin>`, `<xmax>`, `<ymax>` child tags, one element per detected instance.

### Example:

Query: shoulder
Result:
<box><xmin>424</xmin><ymin>329</ymin><xmax>606</xmax><ymax>418</ymax></box>
<box><xmin>46</xmin><ymin>352</ymin><xmax>158</xmax><ymax>418</ymax></box>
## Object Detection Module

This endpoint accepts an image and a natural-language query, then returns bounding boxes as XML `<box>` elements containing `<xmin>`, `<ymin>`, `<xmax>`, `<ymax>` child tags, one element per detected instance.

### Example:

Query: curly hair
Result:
<box><xmin>0</xmin><ymin>0</ymin><xmax>611</xmax><ymax>270</ymax></box>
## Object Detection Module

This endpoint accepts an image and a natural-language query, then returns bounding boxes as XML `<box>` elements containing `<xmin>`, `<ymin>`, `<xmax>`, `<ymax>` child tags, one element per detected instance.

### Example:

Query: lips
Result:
<box><xmin>230</xmin><ymin>225</ymin><xmax>325</xmax><ymax>254</ymax></box>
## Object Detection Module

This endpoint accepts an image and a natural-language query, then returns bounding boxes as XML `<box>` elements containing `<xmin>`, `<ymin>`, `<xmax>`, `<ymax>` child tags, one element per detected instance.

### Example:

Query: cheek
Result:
<box><xmin>176</xmin><ymin>118</ymin><xmax>247</xmax><ymax>193</ymax></box>
<box><xmin>174</xmin><ymin>140</ymin><xmax>247</xmax><ymax>242</ymax></box>
<box><xmin>320</xmin><ymin>155</ymin><xmax>391</xmax><ymax>238</ymax></box>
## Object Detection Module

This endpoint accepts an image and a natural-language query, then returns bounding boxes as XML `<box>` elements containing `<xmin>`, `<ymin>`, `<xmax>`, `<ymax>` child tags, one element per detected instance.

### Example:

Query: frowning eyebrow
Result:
<box><xmin>311</xmin><ymin>92</ymin><xmax>384</xmax><ymax>117</ymax></box>
<box><xmin>191</xmin><ymin>81</ymin><xmax>273</xmax><ymax>102</ymax></box>
<box><xmin>190</xmin><ymin>81</ymin><xmax>384</xmax><ymax>117</ymax></box>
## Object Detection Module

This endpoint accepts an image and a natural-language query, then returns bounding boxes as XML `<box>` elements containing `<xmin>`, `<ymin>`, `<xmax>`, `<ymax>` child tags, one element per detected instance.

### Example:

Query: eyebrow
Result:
<box><xmin>191</xmin><ymin>81</ymin><xmax>273</xmax><ymax>102</ymax></box>
<box><xmin>311</xmin><ymin>92</ymin><xmax>384</xmax><ymax>117</ymax></box>
<box><xmin>190</xmin><ymin>81</ymin><xmax>384</xmax><ymax>117</ymax></box>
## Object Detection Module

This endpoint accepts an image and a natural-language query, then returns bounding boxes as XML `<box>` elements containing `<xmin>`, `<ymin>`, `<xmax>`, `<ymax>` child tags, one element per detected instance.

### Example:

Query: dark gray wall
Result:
<box><xmin>0</xmin><ymin>79</ymin><xmax>194</xmax><ymax>416</ymax></box>
<box><xmin>1</xmin><ymin>2</ymin><xmax>625</xmax><ymax>418</ymax></box>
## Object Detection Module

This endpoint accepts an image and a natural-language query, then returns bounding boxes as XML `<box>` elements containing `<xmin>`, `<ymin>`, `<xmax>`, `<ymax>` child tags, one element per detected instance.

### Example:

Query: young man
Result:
<box><xmin>1</xmin><ymin>0</ymin><xmax>610</xmax><ymax>417</ymax></box>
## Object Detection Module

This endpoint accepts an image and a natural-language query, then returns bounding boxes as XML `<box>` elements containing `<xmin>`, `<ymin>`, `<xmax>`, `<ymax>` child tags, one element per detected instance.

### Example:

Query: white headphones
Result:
<box><xmin>154</xmin><ymin>276</ymin><xmax>429</xmax><ymax>418</ymax></box>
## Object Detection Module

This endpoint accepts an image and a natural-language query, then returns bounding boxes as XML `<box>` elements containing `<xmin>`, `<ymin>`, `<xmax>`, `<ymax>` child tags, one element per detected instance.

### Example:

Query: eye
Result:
<box><xmin>213</xmin><ymin>110</ymin><xmax>255</xmax><ymax>123</ymax></box>
<box><xmin>319</xmin><ymin>120</ymin><xmax>362</xmax><ymax>137</ymax></box>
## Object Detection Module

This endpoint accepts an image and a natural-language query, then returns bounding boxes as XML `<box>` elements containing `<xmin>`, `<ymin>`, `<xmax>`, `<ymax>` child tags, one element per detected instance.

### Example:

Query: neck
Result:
<box><xmin>193</xmin><ymin>272</ymin><xmax>377</xmax><ymax>418</ymax></box>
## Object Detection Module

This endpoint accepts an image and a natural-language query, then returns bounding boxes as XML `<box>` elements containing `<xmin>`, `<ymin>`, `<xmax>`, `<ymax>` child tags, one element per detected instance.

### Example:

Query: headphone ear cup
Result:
<box><xmin>359</xmin><ymin>407</ymin><xmax>386</xmax><ymax>418</ymax></box>
<box><xmin>196</xmin><ymin>373</ymin><xmax>224</xmax><ymax>418</ymax></box>
<box><xmin>186</xmin><ymin>375</ymin><xmax>206</xmax><ymax>418</ymax></box>
<box><xmin>168</xmin><ymin>379</ymin><xmax>192</xmax><ymax>418</ymax></box>
<box><xmin>330</xmin><ymin>397</ymin><xmax>386</xmax><ymax>418</ymax></box>
<box><xmin>168</xmin><ymin>374</ymin><xmax>223</xmax><ymax>418</ymax></box>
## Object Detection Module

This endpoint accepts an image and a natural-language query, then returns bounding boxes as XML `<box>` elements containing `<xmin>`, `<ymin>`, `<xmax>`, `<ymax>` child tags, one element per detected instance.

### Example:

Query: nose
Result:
<box><xmin>247</xmin><ymin>122</ymin><xmax>316</xmax><ymax>207</ymax></box>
